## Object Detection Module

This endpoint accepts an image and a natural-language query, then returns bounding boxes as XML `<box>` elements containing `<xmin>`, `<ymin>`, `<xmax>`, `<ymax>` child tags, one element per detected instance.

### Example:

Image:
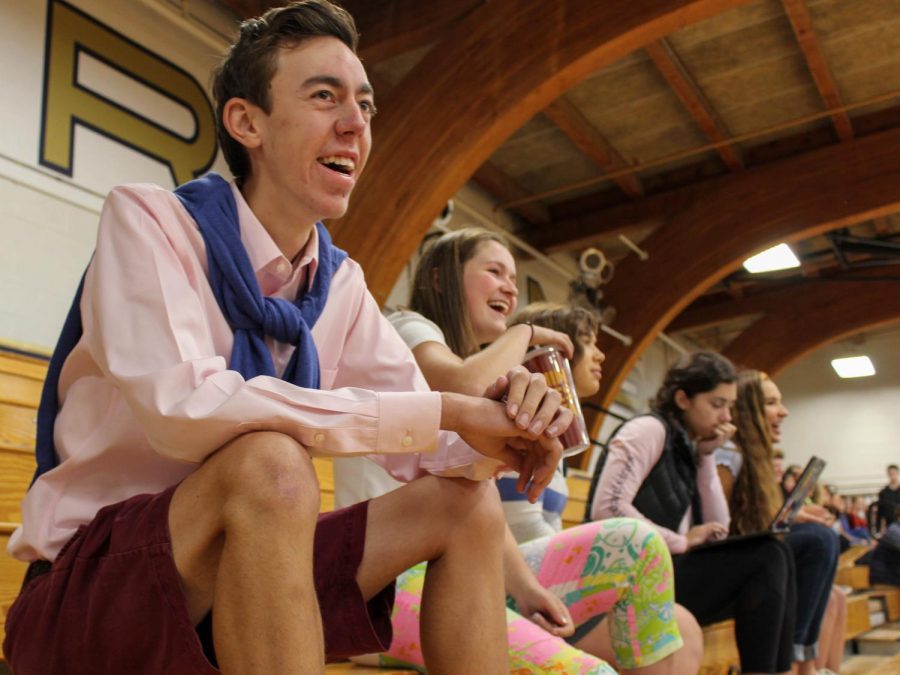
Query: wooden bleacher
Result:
<box><xmin>0</xmin><ymin>346</ymin><xmax>745</xmax><ymax>673</ymax></box>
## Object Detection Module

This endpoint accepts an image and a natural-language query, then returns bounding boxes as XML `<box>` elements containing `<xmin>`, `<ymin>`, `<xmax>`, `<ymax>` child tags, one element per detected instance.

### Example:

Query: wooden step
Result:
<box><xmin>842</xmin><ymin>654</ymin><xmax>895</xmax><ymax>675</ymax></box>
<box><xmin>871</xmin><ymin>585</ymin><xmax>900</xmax><ymax>622</ymax></box>
<box><xmin>846</xmin><ymin>593</ymin><xmax>873</xmax><ymax>640</ymax></box>
<box><xmin>698</xmin><ymin>619</ymin><xmax>740</xmax><ymax>675</ymax></box>
<box><xmin>856</xmin><ymin>624</ymin><xmax>900</xmax><ymax>656</ymax></box>
<box><xmin>0</xmin><ymin>529</ymin><xmax>29</xmax><ymax>652</ymax></box>
<box><xmin>836</xmin><ymin>564</ymin><xmax>870</xmax><ymax>590</ymax></box>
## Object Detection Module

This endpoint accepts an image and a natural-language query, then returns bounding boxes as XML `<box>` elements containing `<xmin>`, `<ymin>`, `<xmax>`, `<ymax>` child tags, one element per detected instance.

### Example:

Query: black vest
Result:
<box><xmin>585</xmin><ymin>412</ymin><xmax>701</xmax><ymax>532</ymax></box>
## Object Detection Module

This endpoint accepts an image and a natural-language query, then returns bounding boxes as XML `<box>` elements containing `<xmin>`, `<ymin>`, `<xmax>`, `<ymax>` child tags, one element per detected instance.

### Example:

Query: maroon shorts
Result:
<box><xmin>3</xmin><ymin>486</ymin><xmax>395</xmax><ymax>674</ymax></box>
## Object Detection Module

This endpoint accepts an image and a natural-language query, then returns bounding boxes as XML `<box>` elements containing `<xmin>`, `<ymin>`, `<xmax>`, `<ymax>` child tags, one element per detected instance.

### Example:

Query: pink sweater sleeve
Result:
<box><xmin>591</xmin><ymin>416</ymin><xmax>691</xmax><ymax>554</ymax></box>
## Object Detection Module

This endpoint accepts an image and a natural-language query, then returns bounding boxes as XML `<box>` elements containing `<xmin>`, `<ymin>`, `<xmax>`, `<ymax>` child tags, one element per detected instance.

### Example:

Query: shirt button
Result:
<box><xmin>276</xmin><ymin>260</ymin><xmax>289</xmax><ymax>275</ymax></box>
<box><xmin>313</xmin><ymin>433</ymin><xmax>325</xmax><ymax>444</ymax></box>
<box><xmin>401</xmin><ymin>435</ymin><xmax>413</xmax><ymax>447</ymax></box>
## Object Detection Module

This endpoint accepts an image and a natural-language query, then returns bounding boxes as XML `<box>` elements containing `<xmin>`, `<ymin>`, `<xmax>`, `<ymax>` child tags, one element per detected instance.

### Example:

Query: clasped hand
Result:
<box><xmin>475</xmin><ymin>365</ymin><xmax>574</xmax><ymax>503</ymax></box>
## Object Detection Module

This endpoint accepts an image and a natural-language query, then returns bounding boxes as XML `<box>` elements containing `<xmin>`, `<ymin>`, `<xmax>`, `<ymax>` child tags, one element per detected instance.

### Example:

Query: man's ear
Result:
<box><xmin>674</xmin><ymin>389</ymin><xmax>690</xmax><ymax>411</ymax></box>
<box><xmin>222</xmin><ymin>97</ymin><xmax>263</xmax><ymax>150</ymax></box>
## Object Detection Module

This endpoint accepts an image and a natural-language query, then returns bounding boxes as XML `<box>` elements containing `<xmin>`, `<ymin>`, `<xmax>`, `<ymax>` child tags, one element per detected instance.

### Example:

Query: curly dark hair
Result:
<box><xmin>512</xmin><ymin>302</ymin><xmax>600</xmax><ymax>364</ymax></box>
<box><xmin>651</xmin><ymin>351</ymin><xmax>737</xmax><ymax>425</ymax></box>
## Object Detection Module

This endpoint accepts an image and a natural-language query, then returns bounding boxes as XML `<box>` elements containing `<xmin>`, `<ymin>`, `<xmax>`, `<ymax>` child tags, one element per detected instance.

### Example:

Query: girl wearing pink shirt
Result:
<box><xmin>590</xmin><ymin>352</ymin><xmax>795</xmax><ymax>675</ymax></box>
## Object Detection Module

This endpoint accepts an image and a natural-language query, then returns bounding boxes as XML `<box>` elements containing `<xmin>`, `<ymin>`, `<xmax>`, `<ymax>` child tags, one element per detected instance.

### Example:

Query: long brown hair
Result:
<box><xmin>409</xmin><ymin>227</ymin><xmax>512</xmax><ymax>358</ymax></box>
<box><xmin>730</xmin><ymin>370</ymin><xmax>782</xmax><ymax>534</ymax></box>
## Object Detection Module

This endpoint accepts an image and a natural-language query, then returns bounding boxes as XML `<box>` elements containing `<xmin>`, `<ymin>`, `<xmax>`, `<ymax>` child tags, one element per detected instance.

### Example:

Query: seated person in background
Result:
<box><xmin>336</xmin><ymin>227</ymin><xmax>702</xmax><ymax>674</ymax></box>
<box><xmin>877</xmin><ymin>464</ymin><xmax>900</xmax><ymax>533</ymax></box>
<box><xmin>782</xmin><ymin>463</ymin><xmax>803</xmax><ymax>498</ymax></box>
<box><xmin>590</xmin><ymin>351</ymin><xmax>796</xmax><ymax>675</ymax></box>
<box><xmin>716</xmin><ymin>370</ymin><xmax>840</xmax><ymax>675</ymax></box>
<box><xmin>869</xmin><ymin>521</ymin><xmax>900</xmax><ymax>587</ymax></box>
<box><xmin>831</xmin><ymin>494</ymin><xmax>870</xmax><ymax>546</ymax></box>
<box><xmin>1</xmin><ymin>5</ymin><xmax>570</xmax><ymax>673</ymax></box>
<box><xmin>846</xmin><ymin>496</ymin><xmax>869</xmax><ymax>534</ymax></box>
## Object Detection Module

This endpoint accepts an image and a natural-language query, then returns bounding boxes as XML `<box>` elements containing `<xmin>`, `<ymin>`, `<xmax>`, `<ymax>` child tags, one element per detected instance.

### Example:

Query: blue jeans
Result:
<box><xmin>785</xmin><ymin>522</ymin><xmax>840</xmax><ymax>659</ymax></box>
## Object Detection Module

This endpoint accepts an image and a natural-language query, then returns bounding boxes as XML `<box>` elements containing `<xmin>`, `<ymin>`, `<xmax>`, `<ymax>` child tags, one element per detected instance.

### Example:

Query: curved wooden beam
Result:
<box><xmin>331</xmin><ymin>0</ymin><xmax>754</xmax><ymax>304</ymax></box>
<box><xmin>592</xmin><ymin>124</ymin><xmax>900</xmax><ymax>413</ymax></box>
<box><xmin>724</xmin><ymin>277</ymin><xmax>900</xmax><ymax>374</ymax></box>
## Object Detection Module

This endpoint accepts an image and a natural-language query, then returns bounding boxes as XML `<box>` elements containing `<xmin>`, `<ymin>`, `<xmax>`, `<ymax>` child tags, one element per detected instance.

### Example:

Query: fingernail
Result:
<box><xmin>517</xmin><ymin>413</ymin><xmax>530</xmax><ymax>427</ymax></box>
<box><xmin>547</xmin><ymin>424</ymin><xmax>559</xmax><ymax>436</ymax></box>
<box><xmin>529</xmin><ymin>420</ymin><xmax>544</xmax><ymax>434</ymax></box>
<box><xmin>508</xmin><ymin>403</ymin><xmax>518</xmax><ymax>417</ymax></box>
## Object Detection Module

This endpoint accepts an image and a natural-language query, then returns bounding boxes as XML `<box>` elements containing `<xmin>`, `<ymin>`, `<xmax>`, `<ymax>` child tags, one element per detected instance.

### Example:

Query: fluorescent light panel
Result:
<box><xmin>743</xmin><ymin>243</ymin><xmax>800</xmax><ymax>273</ymax></box>
<box><xmin>831</xmin><ymin>356</ymin><xmax>875</xmax><ymax>379</ymax></box>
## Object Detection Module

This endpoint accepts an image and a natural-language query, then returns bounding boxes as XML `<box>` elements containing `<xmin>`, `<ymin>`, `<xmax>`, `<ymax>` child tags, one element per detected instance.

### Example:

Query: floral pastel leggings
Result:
<box><xmin>364</xmin><ymin>518</ymin><xmax>683</xmax><ymax>674</ymax></box>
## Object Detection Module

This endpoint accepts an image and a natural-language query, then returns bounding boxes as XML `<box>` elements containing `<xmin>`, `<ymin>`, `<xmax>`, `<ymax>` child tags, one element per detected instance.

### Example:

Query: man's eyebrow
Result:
<box><xmin>301</xmin><ymin>75</ymin><xmax>374</xmax><ymax>97</ymax></box>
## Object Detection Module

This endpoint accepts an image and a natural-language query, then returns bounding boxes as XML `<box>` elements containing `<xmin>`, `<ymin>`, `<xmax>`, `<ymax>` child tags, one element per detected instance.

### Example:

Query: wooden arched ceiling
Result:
<box><xmin>588</xmin><ymin>123</ymin><xmax>900</xmax><ymax>410</ymax></box>
<box><xmin>215</xmin><ymin>0</ymin><xmax>900</xmax><ymax>422</ymax></box>
<box><xmin>327</xmin><ymin>0</ymin><xmax>755</xmax><ymax>304</ymax></box>
<box><xmin>723</xmin><ymin>277</ymin><xmax>900</xmax><ymax>375</ymax></box>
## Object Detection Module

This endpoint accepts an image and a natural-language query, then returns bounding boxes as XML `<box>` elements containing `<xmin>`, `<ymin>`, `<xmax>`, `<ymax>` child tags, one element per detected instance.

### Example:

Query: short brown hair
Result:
<box><xmin>212</xmin><ymin>0</ymin><xmax>359</xmax><ymax>184</ymax></box>
<box><xmin>512</xmin><ymin>302</ymin><xmax>600</xmax><ymax>364</ymax></box>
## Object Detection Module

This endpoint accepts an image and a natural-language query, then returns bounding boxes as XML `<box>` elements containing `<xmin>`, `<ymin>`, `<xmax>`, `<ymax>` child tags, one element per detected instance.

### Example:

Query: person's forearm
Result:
<box><xmin>438</xmin><ymin>324</ymin><xmax>533</xmax><ymax>396</ymax></box>
<box><xmin>502</xmin><ymin>523</ymin><xmax>539</xmax><ymax>598</ymax></box>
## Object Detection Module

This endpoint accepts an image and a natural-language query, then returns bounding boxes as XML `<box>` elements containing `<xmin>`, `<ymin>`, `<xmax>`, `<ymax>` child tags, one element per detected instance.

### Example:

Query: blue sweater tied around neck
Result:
<box><xmin>32</xmin><ymin>172</ymin><xmax>347</xmax><ymax>482</ymax></box>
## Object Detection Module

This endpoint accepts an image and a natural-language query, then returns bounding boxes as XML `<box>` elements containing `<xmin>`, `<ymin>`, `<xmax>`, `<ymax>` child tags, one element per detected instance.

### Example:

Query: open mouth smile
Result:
<box><xmin>318</xmin><ymin>155</ymin><xmax>356</xmax><ymax>177</ymax></box>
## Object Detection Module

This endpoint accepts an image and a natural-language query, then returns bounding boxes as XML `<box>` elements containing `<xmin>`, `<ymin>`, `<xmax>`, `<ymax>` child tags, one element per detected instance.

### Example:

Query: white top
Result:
<box><xmin>714</xmin><ymin>443</ymin><xmax>743</xmax><ymax>478</ymax></box>
<box><xmin>333</xmin><ymin>310</ymin><xmax>450</xmax><ymax>507</ymax></box>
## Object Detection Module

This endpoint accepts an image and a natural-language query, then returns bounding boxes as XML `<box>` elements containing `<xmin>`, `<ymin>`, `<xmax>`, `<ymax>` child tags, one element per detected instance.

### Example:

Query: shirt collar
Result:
<box><xmin>230</xmin><ymin>182</ymin><xmax>320</xmax><ymax>293</ymax></box>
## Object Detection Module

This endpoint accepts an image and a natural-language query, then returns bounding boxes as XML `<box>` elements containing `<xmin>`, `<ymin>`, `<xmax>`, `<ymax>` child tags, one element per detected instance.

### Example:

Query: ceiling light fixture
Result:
<box><xmin>742</xmin><ymin>243</ymin><xmax>801</xmax><ymax>273</ymax></box>
<box><xmin>831</xmin><ymin>356</ymin><xmax>876</xmax><ymax>379</ymax></box>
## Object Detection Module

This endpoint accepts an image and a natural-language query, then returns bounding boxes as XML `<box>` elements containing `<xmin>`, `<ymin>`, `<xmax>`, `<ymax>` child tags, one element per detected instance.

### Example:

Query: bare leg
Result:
<box><xmin>816</xmin><ymin>586</ymin><xmax>847</xmax><ymax>672</ymax></box>
<box><xmin>573</xmin><ymin>604</ymin><xmax>703</xmax><ymax>675</ymax></box>
<box><xmin>355</xmin><ymin>475</ymin><xmax>508</xmax><ymax>675</ymax></box>
<box><xmin>169</xmin><ymin>431</ymin><xmax>323</xmax><ymax>674</ymax></box>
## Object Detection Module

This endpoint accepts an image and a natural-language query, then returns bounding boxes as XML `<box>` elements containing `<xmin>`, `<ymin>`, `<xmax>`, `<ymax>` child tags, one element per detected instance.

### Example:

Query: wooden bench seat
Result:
<box><xmin>0</xmin><ymin>345</ymin><xmax>741</xmax><ymax>673</ymax></box>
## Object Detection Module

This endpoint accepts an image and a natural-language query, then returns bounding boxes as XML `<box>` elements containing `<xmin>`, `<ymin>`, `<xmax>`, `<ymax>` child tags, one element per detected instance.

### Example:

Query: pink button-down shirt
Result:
<box><xmin>10</xmin><ymin>182</ymin><xmax>494</xmax><ymax>562</ymax></box>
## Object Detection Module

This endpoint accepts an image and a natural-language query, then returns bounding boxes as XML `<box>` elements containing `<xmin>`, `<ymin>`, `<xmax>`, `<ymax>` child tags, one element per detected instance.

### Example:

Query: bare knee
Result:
<box><xmin>214</xmin><ymin>432</ymin><xmax>320</xmax><ymax>526</ymax></box>
<box><xmin>675</xmin><ymin>604</ymin><xmax>704</xmax><ymax>663</ymax></box>
<box><xmin>423</xmin><ymin>476</ymin><xmax>505</xmax><ymax>540</ymax></box>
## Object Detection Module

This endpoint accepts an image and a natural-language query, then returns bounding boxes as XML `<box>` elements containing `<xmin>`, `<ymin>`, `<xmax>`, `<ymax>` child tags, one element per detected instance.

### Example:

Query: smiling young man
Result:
<box><xmin>3</xmin><ymin>2</ymin><xmax>571</xmax><ymax>673</ymax></box>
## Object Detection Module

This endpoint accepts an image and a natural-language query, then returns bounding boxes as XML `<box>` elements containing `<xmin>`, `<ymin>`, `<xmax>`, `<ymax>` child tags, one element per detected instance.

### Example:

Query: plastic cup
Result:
<box><xmin>521</xmin><ymin>346</ymin><xmax>591</xmax><ymax>458</ymax></box>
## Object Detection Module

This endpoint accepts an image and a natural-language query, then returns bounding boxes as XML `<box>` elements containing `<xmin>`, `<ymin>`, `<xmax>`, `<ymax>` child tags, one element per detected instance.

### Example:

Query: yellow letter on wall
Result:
<box><xmin>41</xmin><ymin>0</ymin><xmax>217</xmax><ymax>185</ymax></box>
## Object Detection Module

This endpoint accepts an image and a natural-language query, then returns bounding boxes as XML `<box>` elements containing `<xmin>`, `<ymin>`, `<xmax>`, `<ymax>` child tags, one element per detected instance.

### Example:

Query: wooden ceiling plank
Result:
<box><xmin>587</xmin><ymin>123</ymin><xmax>900</xmax><ymax>414</ymax></box>
<box><xmin>218</xmin><ymin>0</ymin><xmax>268</xmax><ymax>19</ymax></box>
<box><xmin>543</xmin><ymin>97</ymin><xmax>644</xmax><ymax>198</ymax></box>
<box><xmin>331</xmin><ymin>0</ymin><xmax>754</xmax><ymax>304</ymax></box>
<box><xmin>471</xmin><ymin>162</ymin><xmax>551</xmax><ymax>226</ymax></box>
<box><xmin>781</xmin><ymin>0</ymin><xmax>854</xmax><ymax>141</ymax></box>
<box><xmin>645</xmin><ymin>39</ymin><xmax>743</xmax><ymax>171</ymax></box>
<box><xmin>341</xmin><ymin>0</ymin><xmax>484</xmax><ymax>63</ymax></box>
<box><xmin>724</xmin><ymin>278</ymin><xmax>900</xmax><ymax>374</ymax></box>
<box><xmin>670</xmin><ymin>265</ymin><xmax>891</xmax><ymax>332</ymax></box>
<box><xmin>873</xmin><ymin>216</ymin><xmax>892</xmax><ymax>236</ymax></box>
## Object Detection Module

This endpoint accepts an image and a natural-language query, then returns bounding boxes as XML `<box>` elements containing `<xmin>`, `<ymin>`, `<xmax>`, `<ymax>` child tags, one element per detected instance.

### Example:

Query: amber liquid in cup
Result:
<box><xmin>521</xmin><ymin>346</ymin><xmax>591</xmax><ymax>458</ymax></box>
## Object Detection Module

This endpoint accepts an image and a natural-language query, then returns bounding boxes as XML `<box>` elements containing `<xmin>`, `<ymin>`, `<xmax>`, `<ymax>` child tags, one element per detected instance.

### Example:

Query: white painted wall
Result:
<box><xmin>776</xmin><ymin>322</ymin><xmax>900</xmax><ymax>496</ymax></box>
<box><xmin>0</xmin><ymin>0</ymin><xmax>232</xmax><ymax>351</ymax></box>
